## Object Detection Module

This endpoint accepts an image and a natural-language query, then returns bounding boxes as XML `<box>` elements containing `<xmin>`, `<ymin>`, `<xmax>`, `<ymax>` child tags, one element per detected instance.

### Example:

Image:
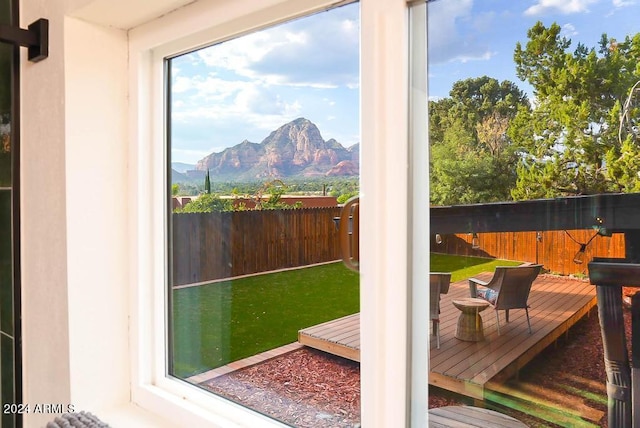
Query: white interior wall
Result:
<box><xmin>69</xmin><ymin>0</ymin><xmax>195</xmax><ymax>29</ymax></box>
<box><xmin>20</xmin><ymin>1</ymin><xmax>72</xmax><ymax>426</ymax></box>
<box><xmin>20</xmin><ymin>1</ymin><xmax>132</xmax><ymax>426</ymax></box>
<box><xmin>63</xmin><ymin>17</ymin><xmax>130</xmax><ymax>411</ymax></box>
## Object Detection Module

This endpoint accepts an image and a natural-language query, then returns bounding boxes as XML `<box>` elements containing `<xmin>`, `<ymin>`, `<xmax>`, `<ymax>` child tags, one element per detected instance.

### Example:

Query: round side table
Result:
<box><xmin>452</xmin><ymin>298</ymin><xmax>490</xmax><ymax>341</ymax></box>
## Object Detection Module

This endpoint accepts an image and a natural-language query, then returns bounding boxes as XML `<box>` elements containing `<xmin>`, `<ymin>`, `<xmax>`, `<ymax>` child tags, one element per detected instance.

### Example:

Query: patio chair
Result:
<box><xmin>430</xmin><ymin>272</ymin><xmax>452</xmax><ymax>349</ymax></box>
<box><xmin>468</xmin><ymin>264</ymin><xmax>542</xmax><ymax>335</ymax></box>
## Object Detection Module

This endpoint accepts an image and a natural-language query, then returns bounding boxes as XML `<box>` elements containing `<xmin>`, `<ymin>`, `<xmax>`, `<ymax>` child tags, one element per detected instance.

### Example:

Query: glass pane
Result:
<box><xmin>1</xmin><ymin>333</ymin><xmax>14</xmax><ymax>428</ymax></box>
<box><xmin>0</xmin><ymin>37</ymin><xmax>11</xmax><ymax>187</ymax></box>
<box><xmin>0</xmin><ymin>190</ymin><xmax>12</xmax><ymax>335</ymax></box>
<box><xmin>167</xmin><ymin>3</ymin><xmax>361</xmax><ymax>426</ymax></box>
<box><xmin>0</xmin><ymin>0</ymin><xmax>16</xmax><ymax>427</ymax></box>
<box><xmin>428</xmin><ymin>1</ymin><xmax>640</xmax><ymax>426</ymax></box>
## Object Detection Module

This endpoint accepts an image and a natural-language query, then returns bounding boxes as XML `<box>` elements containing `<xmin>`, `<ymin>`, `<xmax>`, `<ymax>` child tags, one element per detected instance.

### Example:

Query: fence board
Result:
<box><xmin>432</xmin><ymin>230</ymin><xmax>625</xmax><ymax>276</ymax></box>
<box><xmin>172</xmin><ymin>207</ymin><xmax>342</xmax><ymax>286</ymax></box>
<box><xmin>173</xmin><ymin>208</ymin><xmax>621</xmax><ymax>286</ymax></box>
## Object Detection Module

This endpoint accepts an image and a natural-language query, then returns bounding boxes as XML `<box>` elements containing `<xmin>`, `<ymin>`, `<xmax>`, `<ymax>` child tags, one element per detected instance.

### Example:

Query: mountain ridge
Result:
<box><xmin>175</xmin><ymin>118</ymin><xmax>359</xmax><ymax>182</ymax></box>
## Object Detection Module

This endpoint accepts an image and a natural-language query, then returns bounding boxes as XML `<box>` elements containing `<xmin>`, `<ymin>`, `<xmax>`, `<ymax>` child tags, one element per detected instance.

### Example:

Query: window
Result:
<box><xmin>166</xmin><ymin>4</ymin><xmax>362</xmax><ymax>426</ymax></box>
<box><xmin>427</xmin><ymin>1</ymin><xmax>640</xmax><ymax>425</ymax></box>
<box><xmin>128</xmin><ymin>0</ymin><xmax>424</xmax><ymax>426</ymax></box>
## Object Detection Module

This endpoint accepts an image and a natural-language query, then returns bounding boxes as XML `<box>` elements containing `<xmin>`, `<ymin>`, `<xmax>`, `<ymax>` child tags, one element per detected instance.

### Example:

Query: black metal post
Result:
<box><xmin>589</xmin><ymin>260</ymin><xmax>640</xmax><ymax>428</ymax></box>
<box><xmin>632</xmin><ymin>293</ymin><xmax>640</xmax><ymax>426</ymax></box>
<box><xmin>626</xmin><ymin>230</ymin><xmax>640</xmax><ymax>263</ymax></box>
<box><xmin>596</xmin><ymin>284</ymin><xmax>632</xmax><ymax>427</ymax></box>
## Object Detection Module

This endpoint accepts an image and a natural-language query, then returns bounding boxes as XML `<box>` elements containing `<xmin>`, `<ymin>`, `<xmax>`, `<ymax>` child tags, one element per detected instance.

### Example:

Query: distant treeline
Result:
<box><xmin>173</xmin><ymin>176</ymin><xmax>359</xmax><ymax>200</ymax></box>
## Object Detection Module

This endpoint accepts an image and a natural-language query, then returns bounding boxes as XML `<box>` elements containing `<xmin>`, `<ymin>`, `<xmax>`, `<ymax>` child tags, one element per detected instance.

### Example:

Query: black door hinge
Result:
<box><xmin>0</xmin><ymin>18</ymin><xmax>48</xmax><ymax>62</ymax></box>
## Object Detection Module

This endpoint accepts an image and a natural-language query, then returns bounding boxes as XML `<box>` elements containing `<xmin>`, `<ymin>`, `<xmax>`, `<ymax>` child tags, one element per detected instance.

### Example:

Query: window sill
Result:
<box><xmin>126</xmin><ymin>381</ymin><xmax>290</xmax><ymax>428</ymax></box>
<box><xmin>101</xmin><ymin>400</ymin><xmax>287</xmax><ymax>428</ymax></box>
<box><xmin>98</xmin><ymin>403</ymin><xmax>177</xmax><ymax>428</ymax></box>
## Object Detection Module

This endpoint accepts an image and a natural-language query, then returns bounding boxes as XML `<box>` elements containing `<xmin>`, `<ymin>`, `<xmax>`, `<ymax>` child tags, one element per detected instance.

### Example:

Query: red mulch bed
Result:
<box><xmin>203</xmin><ymin>348</ymin><xmax>361</xmax><ymax>427</ymax></box>
<box><xmin>201</xmin><ymin>289</ymin><xmax>638</xmax><ymax>427</ymax></box>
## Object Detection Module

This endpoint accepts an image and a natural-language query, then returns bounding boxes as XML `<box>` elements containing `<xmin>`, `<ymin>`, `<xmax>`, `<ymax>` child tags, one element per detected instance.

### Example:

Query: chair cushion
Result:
<box><xmin>477</xmin><ymin>287</ymin><xmax>498</xmax><ymax>305</ymax></box>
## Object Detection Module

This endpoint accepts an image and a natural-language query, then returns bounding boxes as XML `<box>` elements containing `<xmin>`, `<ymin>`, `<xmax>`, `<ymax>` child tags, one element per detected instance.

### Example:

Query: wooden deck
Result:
<box><xmin>431</xmin><ymin>273</ymin><xmax>596</xmax><ymax>399</ymax></box>
<box><xmin>298</xmin><ymin>273</ymin><xmax>597</xmax><ymax>401</ymax></box>
<box><xmin>298</xmin><ymin>313</ymin><xmax>360</xmax><ymax>362</ymax></box>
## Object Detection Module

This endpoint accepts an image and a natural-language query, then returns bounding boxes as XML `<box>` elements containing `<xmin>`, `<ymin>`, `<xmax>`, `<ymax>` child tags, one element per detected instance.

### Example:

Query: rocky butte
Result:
<box><xmin>180</xmin><ymin>118</ymin><xmax>359</xmax><ymax>182</ymax></box>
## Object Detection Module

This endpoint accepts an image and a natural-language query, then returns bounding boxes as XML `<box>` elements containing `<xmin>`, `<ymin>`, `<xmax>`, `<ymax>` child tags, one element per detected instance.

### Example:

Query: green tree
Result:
<box><xmin>337</xmin><ymin>191</ymin><xmax>359</xmax><ymax>204</ymax></box>
<box><xmin>174</xmin><ymin>193</ymin><xmax>234</xmax><ymax>213</ymax></box>
<box><xmin>510</xmin><ymin>22</ymin><xmax>640</xmax><ymax>199</ymax></box>
<box><xmin>204</xmin><ymin>169</ymin><xmax>211</xmax><ymax>194</ymax></box>
<box><xmin>251</xmin><ymin>180</ymin><xmax>301</xmax><ymax>210</ymax></box>
<box><xmin>429</xmin><ymin>76</ymin><xmax>530</xmax><ymax>205</ymax></box>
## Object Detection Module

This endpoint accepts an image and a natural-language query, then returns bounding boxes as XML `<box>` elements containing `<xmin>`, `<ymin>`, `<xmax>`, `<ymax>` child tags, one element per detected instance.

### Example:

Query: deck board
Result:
<box><xmin>298</xmin><ymin>273</ymin><xmax>596</xmax><ymax>400</ymax></box>
<box><xmin>298</xmin><ymin>313</ymin><xmax>361</xmax><ymax>361</ymax></box>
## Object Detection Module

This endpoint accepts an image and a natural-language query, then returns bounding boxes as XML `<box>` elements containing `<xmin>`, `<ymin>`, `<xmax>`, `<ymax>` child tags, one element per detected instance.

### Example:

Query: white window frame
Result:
<box><xmin>127</xmin><ymin>0</ymin><xmax>426</xmax><ymax>426</ymax></box>
<box><xmin>408</xmin><ymin>2</ymin><xmax>428</xmax><ymax>427</ymax></box>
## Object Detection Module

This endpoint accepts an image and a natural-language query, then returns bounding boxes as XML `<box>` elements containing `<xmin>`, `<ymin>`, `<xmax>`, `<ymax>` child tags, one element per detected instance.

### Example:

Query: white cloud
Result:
<box><xmin>171</xmin><ymin>69</ymin><xmax>248</xmax><ymax>107</ymax></box>
<box><xmin>606</xmin><ymin>0</ymin><xmax>634</xmax><ymax>16</ymax></box>
<box><xmin>196</xmin><ymin>31</ymin><xmax>276</xmax><ymax>79</ymax></box>
<box><xmin>234</xmin><ymin>85</ymin><xmax>302</xmax><ymax>117</ymax></box>
<box><xmin>194</xmin><ymin>5</ymin><xmax>359</xmax><ymax>89</ymax></box>
<box><xmin>427</xmin><ymin>0</ymin><xmax>495</xmax><ymax>65</ymax></box>
<box><xmin>561</xmin><ymin>23</ymin><xmax>579</xmax><ymax>37</ymax></box>
<box><xmin>612</xmin><ymin>0</ymin><xmax>635</xmax><ymax>7</ymax></box>
<box><xmin>456</xmin><ymin>50</ymin><xmax>496</xmax><ymax>63</ymax></box>
<box><xmin>249</xmin><ymin>17</ymin><xmax>359</xmax><ymax>88</ymax></box>
<box><xmin>172</xmin><ymin>75</ymin><xmax>194</xmax><ymax>93</ymax></box>
<box><xmin>524</xmin><ymin>0</ymin><xmax>598</xmax><ymax>16</ymax></box>
<box><xmin>172</xmin><ymin>148</ymin><xmax>215</xmax><ymax>163</ymax></box>
<box><xmin>173</xmin><ymin>82</ymin><xmax>300</xmax><ymax>125</ymax></box>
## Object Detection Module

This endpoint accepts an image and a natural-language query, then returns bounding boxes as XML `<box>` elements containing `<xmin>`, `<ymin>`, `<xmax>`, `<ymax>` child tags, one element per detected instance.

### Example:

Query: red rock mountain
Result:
<box><xmin>194</xmin><ymin>118</ymin><xmax>359</xmax><ymax>181</ymax></box>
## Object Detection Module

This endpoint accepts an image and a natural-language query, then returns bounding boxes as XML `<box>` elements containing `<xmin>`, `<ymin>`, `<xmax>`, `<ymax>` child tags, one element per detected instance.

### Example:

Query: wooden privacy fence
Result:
<box><xmin>172</xmin><ymin>207</ymin><xmax>342</xmax><ymax>286</ymax></box>
<box><xmin>173</xmin><ymin>207</ymin><xmax>624</xmax><ymax>285</ymax></box>
<box><xmin>432</xmin><ymin>230</ymin><xmax>626</xmax><ymax>276</ymax></box>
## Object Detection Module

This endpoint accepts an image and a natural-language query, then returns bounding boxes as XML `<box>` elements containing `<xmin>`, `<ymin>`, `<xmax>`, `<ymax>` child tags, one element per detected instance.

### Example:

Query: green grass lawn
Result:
<box><xmin>430</xmin><ymin>253</ymin><xmax>522</xmax><ymax>282</ymax></box>
<box><xmin>171</xmin><ymin>262</ymin><xmax>359</xmax><ymax>377</ymax></box>
<box><xmin>172</xmin><ymin>255</ymin><xmax>521</xmax><ymax>377</ymax></box>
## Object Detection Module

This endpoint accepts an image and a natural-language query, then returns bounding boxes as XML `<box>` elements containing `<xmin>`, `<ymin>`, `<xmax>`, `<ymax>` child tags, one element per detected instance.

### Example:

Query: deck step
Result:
<box><xmin>485</xmin><ymin>378</ymin><xmax>605</xmax><ymax>427</ymax></box>
<box><xmin>298</xmin><ymin>313</ymin><xmax>360</xmax><ymax>362</ymax></box>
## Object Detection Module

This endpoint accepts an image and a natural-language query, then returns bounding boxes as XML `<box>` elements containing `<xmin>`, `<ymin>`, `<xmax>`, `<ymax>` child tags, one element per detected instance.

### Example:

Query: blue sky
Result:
<box><xmin>170</xmin><ymin>0</ymin><xmax>640</xmax><ymax>164</ymax></box>
<box><xmin>428</xmin><ymin>0</ymin><xmax>640</xmax><ymax>100</ymax></box>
